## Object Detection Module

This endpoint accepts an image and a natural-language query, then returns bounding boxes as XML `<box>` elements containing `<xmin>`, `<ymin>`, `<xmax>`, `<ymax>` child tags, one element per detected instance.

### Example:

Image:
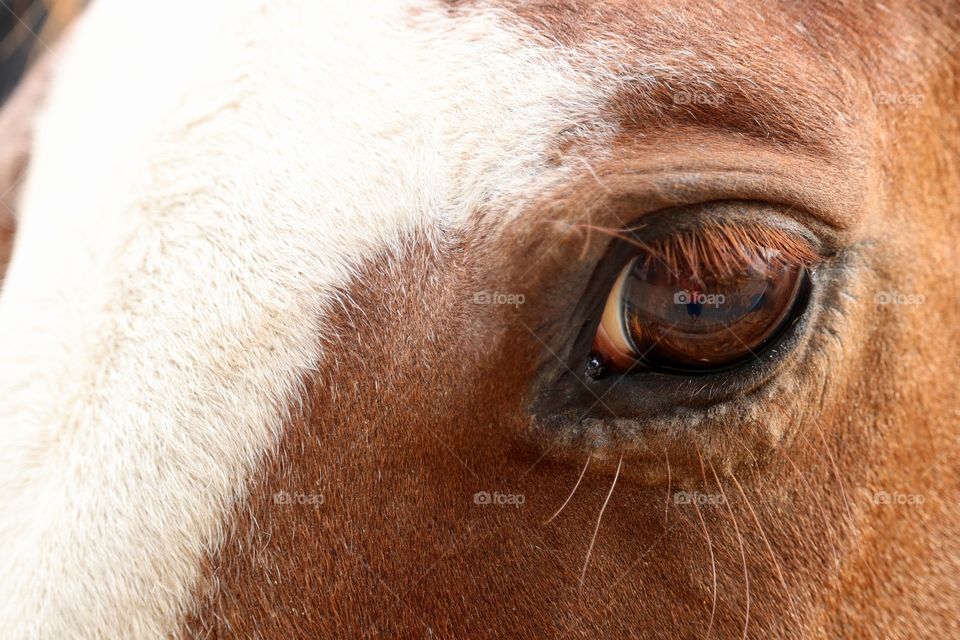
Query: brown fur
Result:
<box><xmin>181</xmin><ymin>1</ymin><xmax>960</xmax><ymax>638</ymax></box>
<box><xmin>2</xmin><ymin>1</ymin><xmax>951</xmax><ymax>638</ymax></box>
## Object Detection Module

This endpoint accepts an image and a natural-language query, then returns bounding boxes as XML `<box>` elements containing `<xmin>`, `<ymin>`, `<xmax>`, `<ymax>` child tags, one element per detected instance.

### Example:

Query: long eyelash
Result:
<box><xmin>639</xmin><ymin>222</ymin><xmax>821</xmax><ymax>282</ymax></box>
<box><xmin>571</xmin><ymin>220</ymin><xmax>821</xmax><ymax>281</ymax></box>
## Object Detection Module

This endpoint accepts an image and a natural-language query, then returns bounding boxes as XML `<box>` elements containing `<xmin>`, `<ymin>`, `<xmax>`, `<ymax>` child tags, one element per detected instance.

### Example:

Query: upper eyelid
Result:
<box><xmin>527</xmin><ymin>157</ymin><xmax>861</xmax><ymax>254</ymax></box>
<box><xmin>574</xmin><ymin>146</ymin><xmax>866</xmax><ymax>231</ymax></box>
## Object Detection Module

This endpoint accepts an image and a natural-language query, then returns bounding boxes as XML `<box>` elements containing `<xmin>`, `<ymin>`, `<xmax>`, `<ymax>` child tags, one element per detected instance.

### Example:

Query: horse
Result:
<box><xmin>0</xmin><ymin>0</ymin><xmax>957</xmax><ymax>637</ymax></box>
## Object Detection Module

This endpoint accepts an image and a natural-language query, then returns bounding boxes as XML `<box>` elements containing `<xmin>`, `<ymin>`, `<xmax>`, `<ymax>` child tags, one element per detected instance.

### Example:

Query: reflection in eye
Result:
<box><xmin>591</xmin><ymin>222</ymin><xmax>817</xmax><ymax>375</ymax></box>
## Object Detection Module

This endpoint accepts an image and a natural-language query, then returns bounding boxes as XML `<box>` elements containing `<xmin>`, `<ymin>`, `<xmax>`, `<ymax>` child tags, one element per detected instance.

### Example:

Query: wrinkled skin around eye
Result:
<box><xmin>593</xmin><ymin>251</ymin><xmax>808</xmax><ymax>372</ymax></box>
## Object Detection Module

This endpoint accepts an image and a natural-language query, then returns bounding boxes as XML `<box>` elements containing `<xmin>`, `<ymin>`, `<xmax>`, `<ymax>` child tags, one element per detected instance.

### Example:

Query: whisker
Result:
<box><xmin>573</xmin><ymin>155</ymin><xmax>617</xmax><ymax>259</ymax></box>
<box><xmin>708</xmin><ymin>459</ymin><xmax>750</xmax><ymax>640</ymax></box>
<box><xmin>769</xmin><ymin>407</ymin><xmax>843</xmax><ymax>581</ymax></box>
<box><xmin>567</xmin><ymin>223</ymin><xmax>655</xmax><ymax>255</ymax></box>
<box><xmin>544</xmin><ymin>453</ymin><xmax>592</xmax><ymax>525</ymax></box>
<box><xmin>663</xmin><ymin>448</ymin><xmax>672</xmax><ymax>527</ymax></box>
<box><xmin>728</xmin><ymin>432</ymin><xmax>763</xmax><ymax>486</ymax></box>
<box><xmin>576</xmin><ymin>155</ymin><xmax>614</xmax><ymax>196</ymax></box>
<box><xmin>783</xmin><ymin>404</ymin><xmax>861</xmax><ymax>555</ymax></box>
<box><xmin>691</xmin><ymin>489</ymin><xmax>718</xmax><ymax>640</ymax></box>
<box><xmin>780</xmin><ymin>450</ymin><xmax>842</xmax><ymax>581</ymax></box>
<box><xmin>693</xmin><ymin>445</ymin><xmax>718</xmax><ymax>640</ymax></box>
<box><xmin>579</xmin><ymin>452</ymin><xmax>623</xmax><ymax>587</ymax></box>
<box><xmin>811</xmin><ymin>421</ymin><xmax>860</xmax><ymax>551</ymax></box>
<box><xmin>728</xmin><ymin>470</ymin><xmax>800</xmax><ymax>625</ymax></box>
<box><xmin>579</xmin><ymin>210</ymin><xmax>593</xmax><ymax>261</ymax></box>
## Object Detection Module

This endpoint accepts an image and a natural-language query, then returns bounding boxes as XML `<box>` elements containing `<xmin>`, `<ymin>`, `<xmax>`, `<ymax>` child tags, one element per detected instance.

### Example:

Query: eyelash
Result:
<box><xmin>584</xmin><ymin>220</ymin><xmax>822</xmax><ymax>278</ymax></box>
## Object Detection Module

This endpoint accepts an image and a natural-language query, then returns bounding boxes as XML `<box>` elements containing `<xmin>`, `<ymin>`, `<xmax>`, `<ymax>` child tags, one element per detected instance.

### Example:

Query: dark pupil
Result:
<box><xmin>621</xmin><ymin>251</ymin><xmax>806</xmax><ymax>370</ymax></box>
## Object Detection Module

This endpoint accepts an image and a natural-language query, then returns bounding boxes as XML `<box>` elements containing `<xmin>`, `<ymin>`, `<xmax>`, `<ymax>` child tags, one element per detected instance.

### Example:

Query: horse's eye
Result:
<box><xmin>591</xmin><ymin>225</ymin><xmax>812</xmax><ymax>375</ymax></box>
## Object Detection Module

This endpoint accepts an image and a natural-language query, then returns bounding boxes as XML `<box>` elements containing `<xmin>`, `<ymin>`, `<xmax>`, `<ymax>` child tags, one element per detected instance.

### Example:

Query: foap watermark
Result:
<box><xmin>673</xmin><ymin>90</ymin><xmax>725</xmax><ymax>106</ymax></box>
<box><xmin>874</xmin><ymin>291</ymin><xmax>925</xmax><ymax>306</ymax></box>
<box><xmin>873</xmin><ymin>491</ymin><xmax>925</xmax><ymax>506</ymax></box>
<box><xmin>473</xmin><ymin>490</ymin><xmax>526</xmax><ymax>508</ymax></box>
<box><xmin>473</xmin><ymin>291</ymin><xmax>525</xmax><ymax>308</ymax></box>
<box><xmin>273</xmin><ymin>491</ymin><xmax>325</xmax><ymax>506</ymax></box>
<box><xmin>673</xmin><ymin>491</ymin><xmax>726</xmax><ymax>506</ymax></box>
<box><xmin>674</xmin><ymin>290</ymin><xmax>726</xmax><ymax>307</ymax></box>
<box><xmin>873</xmin><ymin>91</ymin><xmax>925</xmax><ymax>108</ymax></box>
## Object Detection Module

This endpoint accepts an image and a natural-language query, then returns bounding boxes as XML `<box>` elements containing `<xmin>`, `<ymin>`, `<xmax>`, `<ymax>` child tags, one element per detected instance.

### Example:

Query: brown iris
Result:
<box><xmin>591</xmin><ymin>223</ymin><xmax>814</xmax><ymax>374</ymax></box>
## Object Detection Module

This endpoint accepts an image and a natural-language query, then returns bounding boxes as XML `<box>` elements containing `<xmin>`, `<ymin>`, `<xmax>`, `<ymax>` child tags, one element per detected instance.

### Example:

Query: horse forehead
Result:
<box><xmin>451</xmin><ymin>0</ymin><xmax>926</xmax><ymax>98</ymax></box>
<box><xmin>451</xmin><ymin>0</ymin><xmax>895</xmax><ymax>40</ymax></box>
<box><xmin>0</xmin><ymin>2</ymin><xmax>616</xmax><ymax>637</ymax></box>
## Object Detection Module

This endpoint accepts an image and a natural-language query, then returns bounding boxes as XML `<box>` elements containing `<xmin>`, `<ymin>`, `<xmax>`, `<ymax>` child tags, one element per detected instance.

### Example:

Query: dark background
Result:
<box><xmin>0</xmin><ymin>0</ymin><xmax>84</xmax><ymax>106</ymax></box>
<box><xmin>0</xmin><ymin>0</ymin><xmax>49</xmax><ymax>105</ymax></box>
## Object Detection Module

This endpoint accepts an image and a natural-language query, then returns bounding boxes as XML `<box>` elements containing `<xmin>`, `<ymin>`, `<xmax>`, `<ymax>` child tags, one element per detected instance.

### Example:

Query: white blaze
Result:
<box><xmin>0</xmin><ymin>0</ymin><xmax>612</xmax><ymax>636</ymax></box>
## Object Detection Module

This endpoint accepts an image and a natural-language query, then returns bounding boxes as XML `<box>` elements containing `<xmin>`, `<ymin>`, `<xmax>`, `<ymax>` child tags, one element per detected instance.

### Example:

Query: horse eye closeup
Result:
<box><xmin>590</xmin><ymin>222</ymin><xmax>817</xmax><ymax>376</ymax></box>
